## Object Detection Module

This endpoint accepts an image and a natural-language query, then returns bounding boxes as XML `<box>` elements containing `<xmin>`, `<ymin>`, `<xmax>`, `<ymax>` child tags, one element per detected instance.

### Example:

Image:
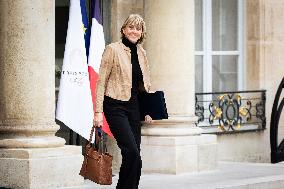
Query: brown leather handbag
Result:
<box><xmin>79</xmin><ymin>126</ymin><xmax>113</xmax><ymax>185</ymax></box>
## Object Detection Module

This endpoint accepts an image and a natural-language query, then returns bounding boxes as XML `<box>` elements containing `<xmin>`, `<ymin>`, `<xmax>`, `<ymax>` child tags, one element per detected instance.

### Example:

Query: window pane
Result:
<box><xmin>55</xmin><ymin>0</ymin><xmax>69</xmax><ymax>6</ymax></box>
<box><xmin>212</xmin><ymin>0</ymin><xmax>238</xmax><ymax>51</ymax></box>
<box><xmin>195</xmin><ymin>0</ymin><xmax>203</xmax><ymax>51</ymax></box>
<box><xmin>55</xmin><ymin>0</ymin><xmax>69</xmax><ymax>88</ymax></box>
<box><xmin>195</xmin><ymin>56</ymin><xmax>203</xmax><ymax>93</ymax></box>
<box><xmin>212</xmin><ymin>55</ymin><xmax>238</xmax><ymax>92</ymax></box>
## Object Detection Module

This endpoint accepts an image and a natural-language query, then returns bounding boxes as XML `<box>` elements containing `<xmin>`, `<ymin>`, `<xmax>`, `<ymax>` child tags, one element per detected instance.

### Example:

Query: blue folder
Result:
<box><xmin>138</xmin><ymin>91</ymin><xmax>168</xmax><ymax>121</ymax></box>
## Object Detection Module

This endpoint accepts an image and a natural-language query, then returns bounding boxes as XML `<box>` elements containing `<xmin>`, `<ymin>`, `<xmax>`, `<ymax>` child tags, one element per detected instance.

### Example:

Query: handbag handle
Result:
<box><xmin>88</xmin><ymin>125</ymin><xmax>96</xmax><ymax>145</ymax></box>
<box><xmin>87</xmin><ymin>125</ymin><xmax>100</xmax><ymax>149</ymax></box>
<box><xmin>87</xmin><ymin>126</ymin><xmax>108</xmax><ymax>154</ymax></box>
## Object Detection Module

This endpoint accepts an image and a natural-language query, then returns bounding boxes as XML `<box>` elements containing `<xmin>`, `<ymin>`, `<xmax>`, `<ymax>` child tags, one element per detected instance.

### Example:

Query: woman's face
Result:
<box><xmin>122</xmin><ymin>24</ymin><xmax>142</xmax><ymax>44</ymax></box>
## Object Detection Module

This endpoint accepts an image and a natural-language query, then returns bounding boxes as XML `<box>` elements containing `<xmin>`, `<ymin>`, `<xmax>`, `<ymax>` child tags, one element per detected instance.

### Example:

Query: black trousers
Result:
<box><xmin>103</xmin><ymin>95</ymin><xmax>142</xmax><ymax>189</ymax></box>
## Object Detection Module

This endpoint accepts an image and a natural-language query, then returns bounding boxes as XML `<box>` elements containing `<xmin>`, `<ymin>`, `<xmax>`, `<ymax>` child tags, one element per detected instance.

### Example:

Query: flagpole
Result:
<box><xmin>89</xmin><ymin>0</ymin><xmax>92</xmax><ymax>26</ymax></box>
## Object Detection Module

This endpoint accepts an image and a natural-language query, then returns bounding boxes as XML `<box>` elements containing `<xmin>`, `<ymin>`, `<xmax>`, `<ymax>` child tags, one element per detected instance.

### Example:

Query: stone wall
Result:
<box><xmin>259</xmin><ymin>0</ymin><xmax>284</xmax><ymax>130</ymax></box>
<box><xmin>246</xmin><ymin>0</ymin><xmax>284</xmax><ymax>162</ymax></box>
<box><xmin>247</xmin><ymin>0</ymin><xmax>284</xmax><ymax>124</ymax></box>
<box><xmin>217</xmin><ymin>132</ymin><xmax>270</xmax><ymax>162</ymax></box>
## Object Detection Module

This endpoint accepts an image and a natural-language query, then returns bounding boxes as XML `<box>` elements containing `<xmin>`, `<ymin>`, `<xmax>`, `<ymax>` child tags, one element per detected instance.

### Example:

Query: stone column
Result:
<box><xmin>0</xmin><ymin>1</ymin><xmax>83</xmax><ymax>188</ymax></box>
<box><xmin>141</xmin><ymin>0</ymin><xmax>217</xmax><ymax>174</ymax></box>
<box><xmin>145</xmin><ymin>0</ymin><xmax>195</xmax><ymax>117</ymax></box>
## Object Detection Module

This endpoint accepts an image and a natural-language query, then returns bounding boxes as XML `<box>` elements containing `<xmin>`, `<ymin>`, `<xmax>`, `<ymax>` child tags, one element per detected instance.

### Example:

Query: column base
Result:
<box><xmin>141</xmin><ymin>118</ymin><xmax>218</xmax><ymax>174</ymax></box>
<box><xmin>0</xmin><ymin>145</ymin><xmax>84</xmax><ymax>189</ymax></box>
<box><xmin>0</xmin><ymin>136</ymin><xmax>66</xmax><ymax>148</ymax></box>
<box><xmin>141</xmin><ymin>134</ymin><xmax>217</xmax><ymax>174</ymax></box>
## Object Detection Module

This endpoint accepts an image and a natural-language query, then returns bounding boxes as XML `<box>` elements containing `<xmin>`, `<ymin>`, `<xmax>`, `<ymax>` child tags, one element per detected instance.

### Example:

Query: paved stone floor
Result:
<box><xmin>68</xmin><ymin>161</ymin><xmax>284</xmax><ymax>189</ymax></box>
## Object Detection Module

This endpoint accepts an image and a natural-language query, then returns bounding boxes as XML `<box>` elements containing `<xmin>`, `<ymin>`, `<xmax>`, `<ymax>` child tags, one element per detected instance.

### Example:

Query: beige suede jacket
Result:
<box><xmin>95</xmin><ymin>41</ymin><xmax>151</xmax><ymax>113</ymax></box>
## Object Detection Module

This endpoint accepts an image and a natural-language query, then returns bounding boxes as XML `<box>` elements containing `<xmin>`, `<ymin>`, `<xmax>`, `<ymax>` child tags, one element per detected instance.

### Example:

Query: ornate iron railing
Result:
<box><xmin>195</xmin><ymin>90</ymin><xmax>266</xmax><ymax>133</ymax></box>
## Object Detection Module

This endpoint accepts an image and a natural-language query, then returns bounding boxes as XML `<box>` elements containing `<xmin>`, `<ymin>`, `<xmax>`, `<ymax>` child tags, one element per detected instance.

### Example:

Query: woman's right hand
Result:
<box><xmin>94</xmin><ymin>112</ymin><xmax>103</xmax><ymax>127</ymax></box>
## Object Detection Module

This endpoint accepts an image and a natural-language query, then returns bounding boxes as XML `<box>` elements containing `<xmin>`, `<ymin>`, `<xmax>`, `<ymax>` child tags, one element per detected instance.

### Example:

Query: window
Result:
<box><xmin>195</xmin><ymin>0</ymin><xmax>244</xmax><ymax>93</ymax></box>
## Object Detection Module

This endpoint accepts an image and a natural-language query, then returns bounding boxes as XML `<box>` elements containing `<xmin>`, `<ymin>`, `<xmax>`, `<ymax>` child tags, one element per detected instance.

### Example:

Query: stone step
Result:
<box><xmin>66</xmin><ymin>161</ymin><xmax>284</xmax><ymax>189</ymax></box>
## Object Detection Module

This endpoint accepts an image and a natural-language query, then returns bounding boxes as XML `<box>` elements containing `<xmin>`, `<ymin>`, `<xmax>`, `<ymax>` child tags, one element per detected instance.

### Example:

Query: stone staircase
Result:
<box><xmin>67</xmin><ymin>161</ymin><xmax>284</xmax><ymax>189</ymax></box>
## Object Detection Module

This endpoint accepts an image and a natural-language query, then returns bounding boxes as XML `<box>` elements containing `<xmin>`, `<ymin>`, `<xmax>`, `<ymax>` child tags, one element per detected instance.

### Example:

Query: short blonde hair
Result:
<box><xmin>120</xmin><ymin>14</ymin><xmax>146</xmax><ymax>44</ymax></box>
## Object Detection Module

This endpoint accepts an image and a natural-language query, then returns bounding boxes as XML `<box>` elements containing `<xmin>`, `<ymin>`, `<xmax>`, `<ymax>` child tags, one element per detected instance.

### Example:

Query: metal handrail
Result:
<box><xmin>196</xmin><ymin>89</ymin><xmax>266</xmax><ymax>95</ymax></box>
<box><xmin>270</xmin><ymin>77</ymin><xmax>284</xmax><ymax>163</ymax></box>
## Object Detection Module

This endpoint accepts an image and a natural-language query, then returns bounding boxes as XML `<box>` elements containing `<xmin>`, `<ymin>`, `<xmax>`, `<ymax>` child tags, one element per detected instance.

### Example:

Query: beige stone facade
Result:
<box><xmin>247</xmin><ymin>0</ymin><xmax>284</xmax><ymax>123</ymax></box>
<box><xmin>0</xmin><ymin>0</ymin><xmax>283</xmax><ymax>188</ymax></box>
<box><xmin>246</xmin><ymin>0</ymin><xmax>284</xmax><ymax>161</ymax></box>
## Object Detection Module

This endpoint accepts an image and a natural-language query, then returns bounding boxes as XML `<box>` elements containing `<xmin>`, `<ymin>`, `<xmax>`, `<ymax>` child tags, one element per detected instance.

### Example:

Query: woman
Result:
<box><xmin>94</xmin><ymin>14</ymin><xmax>152</xmax><ymax>189</ymax></box>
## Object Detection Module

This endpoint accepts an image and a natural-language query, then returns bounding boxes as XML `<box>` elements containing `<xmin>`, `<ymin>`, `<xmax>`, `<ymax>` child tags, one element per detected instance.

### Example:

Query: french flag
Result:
<box><xmin>88</xmin><ymin>0</ymin><xmax>113</xmax><ymax>137</ymax></box>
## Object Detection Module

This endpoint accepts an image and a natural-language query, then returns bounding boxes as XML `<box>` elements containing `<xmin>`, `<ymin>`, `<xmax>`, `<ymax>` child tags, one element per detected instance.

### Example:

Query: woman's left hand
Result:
<box><xmin>145</xmin><ymin>115</ymin><xmax>153</xmax><ymax>123</ymax></box>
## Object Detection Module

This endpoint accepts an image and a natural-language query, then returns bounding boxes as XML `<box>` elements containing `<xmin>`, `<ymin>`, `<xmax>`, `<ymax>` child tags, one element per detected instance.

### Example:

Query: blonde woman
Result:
<box><xmin>94</xmin><ymin>14</ymin><xmax>152</xmax><ymax>189</ymax></box>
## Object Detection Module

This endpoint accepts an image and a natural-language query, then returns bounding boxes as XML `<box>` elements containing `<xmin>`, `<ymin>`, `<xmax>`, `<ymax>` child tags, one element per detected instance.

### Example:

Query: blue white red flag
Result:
<box><xmin>88</xmin><ymin>0</ymin><xmax>113</xmax><ymax>137</ymax></box>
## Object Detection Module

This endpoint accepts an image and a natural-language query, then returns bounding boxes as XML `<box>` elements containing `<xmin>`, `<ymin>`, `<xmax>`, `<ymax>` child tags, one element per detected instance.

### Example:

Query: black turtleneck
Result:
<box><xmin>122</xmin><ymin>37</ymin><xmax>143</xmax><ymax>95</ymax></box>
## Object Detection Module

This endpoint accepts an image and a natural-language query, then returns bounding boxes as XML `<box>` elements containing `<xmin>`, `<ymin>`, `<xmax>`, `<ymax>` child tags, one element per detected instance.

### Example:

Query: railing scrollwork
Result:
<box><xmin>195</xmin><ymin>90</ymin><xmax>266</xmax><ymax>133</ymax></box>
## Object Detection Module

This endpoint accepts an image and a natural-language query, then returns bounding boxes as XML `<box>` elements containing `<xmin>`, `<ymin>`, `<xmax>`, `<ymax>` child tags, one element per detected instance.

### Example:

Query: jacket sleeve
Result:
<box><xmin>95</xmin><ymin>45</ymin><xmax>114</xmax><ymax>113</ymax></box>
